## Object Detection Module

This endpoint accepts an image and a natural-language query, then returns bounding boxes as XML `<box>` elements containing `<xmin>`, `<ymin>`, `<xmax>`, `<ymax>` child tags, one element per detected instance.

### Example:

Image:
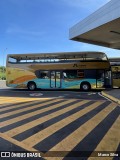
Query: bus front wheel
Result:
<box><xmin>27</xmin><ymin>82</ymin><xmax>36</xmax><ymax>91</ymax></box>
<box><xmin>80</xmin><ymin>82</ymin><xmax>91</xmax><ymax>91</ymax></box>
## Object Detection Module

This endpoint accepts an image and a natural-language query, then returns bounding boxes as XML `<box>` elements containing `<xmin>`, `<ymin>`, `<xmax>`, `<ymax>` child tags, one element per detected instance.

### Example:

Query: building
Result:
<box><xmin>69</xmin><ymin>0</ymin><xmax>120</xmax><ymax>50</ymax></box>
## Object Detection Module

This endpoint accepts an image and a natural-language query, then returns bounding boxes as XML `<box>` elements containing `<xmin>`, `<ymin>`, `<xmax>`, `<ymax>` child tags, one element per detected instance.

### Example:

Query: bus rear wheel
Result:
<box><xmin>27</xmin><ymin>82</ymin><xmax>36</xmax><ymax>91</ymax></box>
<box><xmin>80</xmin><ymin>82</ymin><xmax>91</xmax><ymax>91</ymax></box>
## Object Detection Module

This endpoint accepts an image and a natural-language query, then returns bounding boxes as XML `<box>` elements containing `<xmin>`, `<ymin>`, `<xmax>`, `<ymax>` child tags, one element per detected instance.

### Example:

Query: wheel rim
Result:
<box><xmin>29</xmin><ymin>84</ymin><xmax>35</xmax><ymax>90</ymax></box>
<box><xmin>82</xmin><ymin>84</ymin><xmax>89</xmax><ymax>90</ymax></box>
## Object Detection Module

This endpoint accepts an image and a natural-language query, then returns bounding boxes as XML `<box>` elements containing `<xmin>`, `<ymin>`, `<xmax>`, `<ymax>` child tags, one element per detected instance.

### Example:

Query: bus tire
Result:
<box><xmin>27</xmin><ymin>82</ymin><xmax>36</xmax><ymax>91</ymax></box>
<box><xmin>80</xmin><ymin>82</ymin><xmax>91</xmax><ymax>91</ymax></box>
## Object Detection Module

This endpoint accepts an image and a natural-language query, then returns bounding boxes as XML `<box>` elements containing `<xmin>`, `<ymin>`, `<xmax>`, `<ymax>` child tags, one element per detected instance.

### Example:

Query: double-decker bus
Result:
<box><xmin>6</xmin><ymin>52</ymin><xmax>111</xmax><ymax>91</ymax></box>
<box><xmin>109</xmin><ymin>58</ymin><xmax>120</xmax><ymax>88</ymax></box>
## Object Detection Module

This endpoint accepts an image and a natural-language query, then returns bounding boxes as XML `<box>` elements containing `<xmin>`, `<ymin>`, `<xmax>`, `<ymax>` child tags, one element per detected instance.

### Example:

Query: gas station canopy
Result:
<box><xmin>69</xmin><ymin>0</ymin><xmax>120</xmax><ymax>49</ymax></box>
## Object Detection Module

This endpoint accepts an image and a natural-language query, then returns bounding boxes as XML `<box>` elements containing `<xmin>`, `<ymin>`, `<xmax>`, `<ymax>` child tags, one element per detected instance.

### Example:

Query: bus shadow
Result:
<box><xmin>0</xmin><ymin>88</ymin><xmax>104</xmax><ymax>99</ymax></box>
<box><xmin>9</xmin><ymin>88</ymin><xmax>103</xmax><ymax>92</ymax></box>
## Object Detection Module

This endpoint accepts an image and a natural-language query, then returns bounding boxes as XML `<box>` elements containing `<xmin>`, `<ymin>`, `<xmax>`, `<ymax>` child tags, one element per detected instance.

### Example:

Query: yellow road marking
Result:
<box><xmin>0</xmin><ymin>132</ymin><xmax>47</xmax><ymax>158</ymax></box>
<box><xmin>0</xmin><ymin>99</ymin><xmax>62</xmax><ymax>127</ymax></box>
<box><xmin>0</xmin><ymin>97</ymin><xmax>37</xmax><ymax>101</ymax></box>
<box><xmin>0</xmin><ymin>132</ymin><xmax>38</xmax><ymax>152</ymax></box>
<box><xmin>45</xmin><ymin>102</ymin><xmax>116</xmax><ymax>160</ymax></box>
<box><xmin>0</xmin><ymin>99</ymin><xmax>46</xmax><ymax>112</ymax></box>
<box><xmin>0</xmin><ymin>97</ymin><xmax>50</xmax><ymax>105</ymax></box>
<box><xmin>4</xmin><ymin>99</ymin><xmax>79</xmax><ymax>136</ymax></box>
<box><xmin>22</xmin><ymin>101</ymin><xmax>104</xmax><ymax>147</ymax></box>
<box><xmin>88</xmin><ymin>116</ymin><xmax>120</xmax><ymax>160</ymax></box>
<box><xmin>0</xmin><ymin>99</ymin><xmax>61</xmax><ymax>118</ymax></box>
<box><xmin>0</xmin><ymin>99</ymin><xmax>84</xmax><ymax>129</ymax></box>
<box><xmin>0</xmin><ymin>96</ymin><xmax>43</xmax><ymax>99</ymax></box>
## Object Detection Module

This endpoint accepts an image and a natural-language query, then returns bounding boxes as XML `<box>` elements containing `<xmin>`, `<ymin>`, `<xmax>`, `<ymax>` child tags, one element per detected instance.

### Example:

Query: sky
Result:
<box><xmin>0</xmin><ymin>0</ymin><xmax>120</xmax><ymax>66</ymax></box>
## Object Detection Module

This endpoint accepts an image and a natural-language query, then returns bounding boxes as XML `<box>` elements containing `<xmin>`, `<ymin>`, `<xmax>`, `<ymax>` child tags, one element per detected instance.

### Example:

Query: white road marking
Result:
<box><xmin>98</xmin><ymin>92</ymin><xmax>112</xmax><ymax>102</ymax></box>
<box><xmin>29</xmin><ymin>93</ymin><xmax>43</xmax><ymax>97</ymax></box>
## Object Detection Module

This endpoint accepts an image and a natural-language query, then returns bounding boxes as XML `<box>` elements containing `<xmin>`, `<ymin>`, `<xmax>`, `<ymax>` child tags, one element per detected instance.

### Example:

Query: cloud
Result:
<box><xmin>6</xmin><ymin>26</ymin><xmax>45</xmax><ymax>37</ymax></box>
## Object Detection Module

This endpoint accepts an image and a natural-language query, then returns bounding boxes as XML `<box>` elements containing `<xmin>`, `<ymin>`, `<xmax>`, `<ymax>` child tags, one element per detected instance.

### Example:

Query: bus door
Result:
<box><xmin>112</xmin><ymin>66</ymin><xmax>120</xmax><ymax>88</ymax></box>
<box><xmin>96</xmin><ymin>70</ymin><xmax>105</xmax><ymax>88</ymax></box>
<box><xmin>104</xmin><ymin>70</ymin><xmax>112</xmax><ymax>88</ymax></box>
<box><xmin>96</xmin><ymin>70</ymin><xmax>112</xmax><ymax>88</ymax></box>
<box><xmin>50</xmin><ymin>71</ymin><xmax>61</xmax><ymax>88</ymax></box>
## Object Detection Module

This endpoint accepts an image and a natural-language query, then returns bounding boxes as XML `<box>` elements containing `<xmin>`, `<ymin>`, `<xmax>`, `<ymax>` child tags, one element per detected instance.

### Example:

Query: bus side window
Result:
<box><xmin>113</xmin><ymin>72</ymin><xmax>120</xmax><ymax>79</ymax></box>
<box><xmin>8</xmin><ymin>57</ymin><xmax>17</xmax><ymax>63</ymax></box>
<box><xmin>63</xmin><ymin>72</ymin><xmax>67</xmax><ymax>78</ymax></box>
<box><xmin>63</xmin><ymin>70</ymin><xmax>78</xmax><ymax>79</ymax></box>
<box><xmin>35</xmin><ymin>70</ymin><xmax>41</xmax><ymax>78</ymax></box>
<box><xmin>35</xmin><ymin>70</ymin><xmax>49</xmax><ymax>79</ymax></box>
<box><xmin>40</xmin><ymin>71</ymin><xmax>49</xmax><ymax>79</ymax></box>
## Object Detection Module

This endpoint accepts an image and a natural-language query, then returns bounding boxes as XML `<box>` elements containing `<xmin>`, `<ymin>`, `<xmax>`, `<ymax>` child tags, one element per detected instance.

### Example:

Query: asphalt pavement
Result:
<box><xmin>0</xmin><ymin>85</ymin><xmax>120</xmax><ymax>159</ymax></box>
<box><xmin>0</xmin><ymin>88</ymin><xmax>106</xmax><ymax>101</ymax></box>
<box><xmin>102</xmin><ymin>89</ymin><xmax>120</xmax><ymax>105</ymax></box>
<box><xmin>0</xmin><ymin>80</ymin><xmax>120</xmax><ymax>104</ymax></box>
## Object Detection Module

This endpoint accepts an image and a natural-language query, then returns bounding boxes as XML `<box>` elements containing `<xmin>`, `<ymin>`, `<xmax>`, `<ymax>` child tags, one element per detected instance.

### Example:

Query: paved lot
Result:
<box><xmin>0</xmin><ymin>89</ymin><xmax>120</xmax><ymax>160</ymax></box>
<box><xmin>102</xmin><ymin>89</ymin><xmax>120</xmax><ymax>105</ymax></box>
<box><xmin>0</xmin><ymin>80</ymin><xmax>8</xmax><ymax>88</ymax></box>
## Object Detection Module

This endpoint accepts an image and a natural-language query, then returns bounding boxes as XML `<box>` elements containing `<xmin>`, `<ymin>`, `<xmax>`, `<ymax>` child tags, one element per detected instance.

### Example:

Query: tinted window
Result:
<box><xmin>84</xmin><ymin>70</ymin><xmax>96</xmax><ymax>78</ymax></box>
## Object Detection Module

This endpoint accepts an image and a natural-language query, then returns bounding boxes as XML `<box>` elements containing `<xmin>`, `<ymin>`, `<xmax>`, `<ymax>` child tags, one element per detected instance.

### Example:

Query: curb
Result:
<box><xmin>101</xmin><ymin>91</ymin><xmax>120</xmax><ymax>105</ymax></box>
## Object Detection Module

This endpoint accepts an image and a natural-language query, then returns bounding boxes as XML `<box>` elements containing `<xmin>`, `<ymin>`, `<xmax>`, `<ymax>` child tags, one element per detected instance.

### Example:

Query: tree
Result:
<box><xmin>0</xmin><ymin>66</ymin><xmax>6</xmax><ymax>80</ymax></box>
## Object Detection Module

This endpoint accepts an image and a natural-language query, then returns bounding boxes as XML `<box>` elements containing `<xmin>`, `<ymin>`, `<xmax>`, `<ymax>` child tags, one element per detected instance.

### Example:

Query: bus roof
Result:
<box><xmin>7</xmin><ymin>51</ymin><xmax>106</xmax><ymax>60</ymax></box>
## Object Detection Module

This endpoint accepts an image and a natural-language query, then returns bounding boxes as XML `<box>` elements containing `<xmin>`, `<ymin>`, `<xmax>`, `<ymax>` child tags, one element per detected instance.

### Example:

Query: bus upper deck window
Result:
<box><xmin>8</xmin><ymin>57</ymin><xmax>17</xmax><ymax>63</ymax></box>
